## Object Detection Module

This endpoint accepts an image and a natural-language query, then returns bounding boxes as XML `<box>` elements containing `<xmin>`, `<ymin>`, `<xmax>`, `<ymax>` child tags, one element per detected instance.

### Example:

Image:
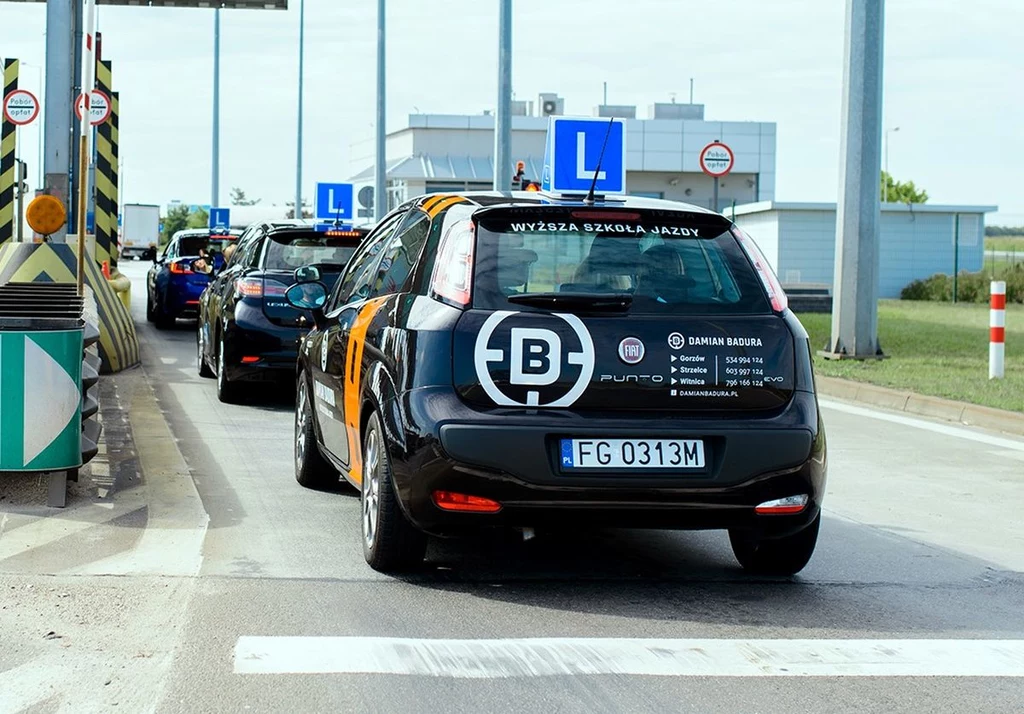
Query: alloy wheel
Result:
<box><xmin>362</xmin><ymin>428</ymin><xmax>382</xmax><ymax>549</ymax></box>
<box><xmin>295</xmin><ymin>381</ymin><xmax>308</xmax><ymax>471</ymax></box>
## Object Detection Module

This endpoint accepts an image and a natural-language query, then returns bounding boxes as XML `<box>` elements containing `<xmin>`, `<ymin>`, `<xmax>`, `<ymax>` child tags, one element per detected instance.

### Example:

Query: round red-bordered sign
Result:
<box><xmin>3</xmin><ymin>89</ymin><xmax>40</xmax><ymax>126</ymax></box>
<box><xmin>699</xmin><ymin>141</ymin><xmax>734</xmax><ymax>178</ymax></box>
<box><xmin>75</xmin><ymin>89</ymin><xmax>112</xmax><ymax>126</ymax></box>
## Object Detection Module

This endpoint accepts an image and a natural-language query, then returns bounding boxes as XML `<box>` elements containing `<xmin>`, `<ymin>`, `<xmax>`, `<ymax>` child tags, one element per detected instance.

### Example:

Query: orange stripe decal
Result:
<box><xmin>427</xmin><ymin>196</ymin><xmax>468</xmax><ymax>218</ymax></box>
<box><xmin>421</xmin><ymin>195</ymin><xmax>450</xmax><ymax>212</ymax></box>
<box><xmin>343</xmin><ymin>297</ymin><xmax>390</xmax><ymax>485</ymax></box>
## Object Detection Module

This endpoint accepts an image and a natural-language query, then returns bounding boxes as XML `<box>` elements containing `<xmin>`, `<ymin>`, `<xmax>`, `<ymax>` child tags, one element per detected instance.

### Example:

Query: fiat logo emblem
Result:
<box><xmin>618</xmin><ymin>336</ymin><xmax>645</xmax><ymax>365</ymax></box>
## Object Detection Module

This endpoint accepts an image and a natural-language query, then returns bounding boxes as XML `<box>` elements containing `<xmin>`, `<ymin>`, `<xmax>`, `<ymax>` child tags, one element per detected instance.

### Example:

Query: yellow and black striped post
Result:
<box><xmin>94</xmin><ymin>59</ymin><xmax>116</xmax><ymax>269</ymax></box>
<box><xmin>110</xmin><ymin>92</ymin><xmax>120</xmax><ymax>266</ymax></box>
<box><xmin>0</xmin><ymin>59</ymin><xmax>19</xmax><ymax>245</ymax></box>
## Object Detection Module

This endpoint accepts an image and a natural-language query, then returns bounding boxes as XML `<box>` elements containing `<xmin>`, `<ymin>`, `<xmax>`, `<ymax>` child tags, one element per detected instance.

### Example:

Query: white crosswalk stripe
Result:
<box><xmin>234</xmin><ymin>637</ymin><xmax>1024</xmax><ymax>678</ymax></box>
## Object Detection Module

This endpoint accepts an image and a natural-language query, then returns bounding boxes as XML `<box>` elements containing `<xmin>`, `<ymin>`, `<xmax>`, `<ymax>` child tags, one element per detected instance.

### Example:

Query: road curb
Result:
<box><xmin>816</xmin><ymin>376</ymin><xmax>1024</xmax><ymax>436</ymax></box>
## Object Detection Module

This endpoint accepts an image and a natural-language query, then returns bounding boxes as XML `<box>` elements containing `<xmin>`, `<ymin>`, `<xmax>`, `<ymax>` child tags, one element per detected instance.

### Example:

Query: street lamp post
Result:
<box><xmin>374</xmin><ymin>0</ymin><xmax>386</xmax><ymax>220</ymax></box>
<box><xmin>212</xmin><ymin>7</ymin><xmax>221</xmax><ymax>209</ymax></box>
<box><xmin>883</xmin><ymin>125</ymin><xmax>899</xmax><ymax>203</ymax></box>
<box><xmin>295</xmin><ymin>0</ymin><xmax>305</xmax><ymax>219</ymax></box>
<box><xmin>494</xmin><ymin>0</ymin><xmax>512</xmax><ymax>192</ymax></box>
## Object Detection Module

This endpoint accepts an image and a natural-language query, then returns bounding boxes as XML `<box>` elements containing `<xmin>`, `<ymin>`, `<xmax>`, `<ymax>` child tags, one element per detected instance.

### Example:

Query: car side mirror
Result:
<box><xmin>294</xmin><ymin>265</ymin><xmax>321</xmax><ymax>284</ymax></box>
<box><xmin>285</xmin><ymin>281</ymin><xmax>328</xmax><ymax>329</ymax></box>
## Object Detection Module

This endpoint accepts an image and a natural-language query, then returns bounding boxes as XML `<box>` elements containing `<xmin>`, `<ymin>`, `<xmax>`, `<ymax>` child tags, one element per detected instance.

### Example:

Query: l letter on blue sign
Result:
<box><xmin>315</xmin><ymin>183</ymin><xmax>354</xmax><ymax>222</ymax></box>
<box><xmin>541</xmin><ymin>117</ymin><xmax>626</xmax><ymax>195</ymax></box>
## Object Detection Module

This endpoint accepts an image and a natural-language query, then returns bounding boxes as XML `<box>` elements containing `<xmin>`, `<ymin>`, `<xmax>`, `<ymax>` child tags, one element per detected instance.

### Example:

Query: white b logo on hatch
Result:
<box><xmin>474</xmin><ymin>311</ymin><xmax>595</xmax><ymax>407</ymax></box>
<box><xmin>618</xmin><ymin>337</ymin><xmax>645</xmax><ymax>365</ymax></box>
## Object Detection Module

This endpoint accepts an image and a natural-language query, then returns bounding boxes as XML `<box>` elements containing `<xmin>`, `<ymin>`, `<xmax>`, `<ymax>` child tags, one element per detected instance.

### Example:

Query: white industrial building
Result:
<box><xmin>348</xmin><ymin>94</ymin><xmax>776</xmax><ymax>215</ymax></box>
<box><xmin>345</xmin><ymin>93</ymin><xmax>996</xmax><ymax>299</ymax></box>
<box><xmin>725</xmin><ymin>202</ymin><xmax>997</xmax><ymax>298</ymax></box>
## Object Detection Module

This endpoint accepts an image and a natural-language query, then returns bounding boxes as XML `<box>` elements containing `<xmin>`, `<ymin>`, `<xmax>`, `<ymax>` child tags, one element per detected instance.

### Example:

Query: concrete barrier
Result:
<box><xmin>0</xmin><ymin>242</ymin><xmax>140</xmax><ymax>374</ymax></box>
<box><xmin>817</xmin><ymin>376</ymin><xmax>1024</xmax><ymax>437</ymax></box>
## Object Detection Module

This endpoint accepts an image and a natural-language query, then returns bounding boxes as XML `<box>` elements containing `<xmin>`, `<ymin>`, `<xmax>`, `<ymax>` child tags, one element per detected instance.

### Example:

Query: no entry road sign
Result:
<box><xmin>699</xmin><ymin>141</ymin><xmax>735</xmax><ymax>178</ymax></box>
<box><xmin>3</xmin><ymin>89</ymin><xmax>40</xmax><ymax>126</ymax></box>
<box><xmin>75</xmin><ymin>89</ymin><xmax>111</xmax><ymax>126</ymax></box>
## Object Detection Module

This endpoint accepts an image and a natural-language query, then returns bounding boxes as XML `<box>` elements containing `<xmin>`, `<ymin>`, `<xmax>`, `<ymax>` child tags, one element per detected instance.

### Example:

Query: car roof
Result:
<box><xmin>263</xmin><ymin>223</ymin><xmax>371</xmax><ymax>235</ymax></box>
<box><xmin>407</xmin><ymin>191</ymin><xmax>720</xmax><ymax>215</ymax></box>
<box><xmin>171</xmin><ymin>228</ymin><xmax>242</xmax><ymax>241</ymax></box>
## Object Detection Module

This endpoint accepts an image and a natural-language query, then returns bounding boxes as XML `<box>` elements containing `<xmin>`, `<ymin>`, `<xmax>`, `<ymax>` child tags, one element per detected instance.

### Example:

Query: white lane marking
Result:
<box><xmin>819</xmin><ymin>398</ymin><xmax>1024</xmax><ymax>453</ymax></box>
<box><xmin>234</xmin><ymin>637</ymin><xmax>1024</xmax><ymax>677</ymax></box>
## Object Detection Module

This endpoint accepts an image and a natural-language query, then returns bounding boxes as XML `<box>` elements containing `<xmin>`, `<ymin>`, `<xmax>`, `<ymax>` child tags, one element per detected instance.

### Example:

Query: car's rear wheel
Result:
<box><xmin>196</xmin><ymin>322</ymin><xmax>214</xmax><ymax>378</ymax></box>
<box><xmin>361</xmin><ymin>411</ymin><xmax>427</xmax><ymax>573</ymax></box>
<box><xmin>216</xmin><ymin>330</ymin><xmax>240</xmax><ymax>403</ymax></box>
<box><xmin>729</xmin><ymin>513</ymin><xmax>820</xmax><ymax>576</ymax></box>
<box><xmin>146</xmin><ymin>293</ymin><xmax>156</xmax><ymax>323</ymax></box>
<box><xmin>294</xmin><ymin>373</ymin><xmax>339</xmax><ymax>489</ymax></box>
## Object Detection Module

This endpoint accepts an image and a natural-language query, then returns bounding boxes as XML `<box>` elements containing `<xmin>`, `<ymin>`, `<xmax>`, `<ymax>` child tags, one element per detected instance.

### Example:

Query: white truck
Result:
<box><xmin>119</xmin><ymin>204</ymin><xmax>161</xmax><ymax>260</ymax></box>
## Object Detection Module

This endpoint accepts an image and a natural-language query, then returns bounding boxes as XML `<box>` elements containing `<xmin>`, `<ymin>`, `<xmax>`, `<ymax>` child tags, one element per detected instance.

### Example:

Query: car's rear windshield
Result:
<box><xmin>178</xmin><ymin>236</ymin><xmax>236</xmax><ymax>257</ymax></box>
<box><xmin>472</xmin><ymin>209</ymin><xmax>770</xmax><ymax>315</ymax></box>
<box><xmin>263</xmin><ymin>232</ymin><xmax>361</xmax><ymax>271</ymax></box>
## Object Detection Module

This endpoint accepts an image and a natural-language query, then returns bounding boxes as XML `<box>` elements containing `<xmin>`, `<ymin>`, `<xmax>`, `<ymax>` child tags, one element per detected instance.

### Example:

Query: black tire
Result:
<box><xmin>361</xmin><ymin>411</ymin><xmax>427</xmax><ymax>573</ymax></box>
<box><xmin>146</xmin><ymin>293</ymin><xmax>156</xmax><ymax>323</ymax></box>
<box><xmin>729</xmin><ymin>514</ymin><xmax>820</xmax><ymax>576</ymax></box>
<box><xmin>196</xmin><ymin>322</ymin><xmax>215</xmax><ymax>378</ymax></box>
<box><xmin>216</xmin><ymin>329</ymin><xmax>241</xmax><ymax>403</ymax></box>
<box><xmin>294</xmin><ymin>373</ymin><xmax>339</xmax><ymax>489</ymax></box>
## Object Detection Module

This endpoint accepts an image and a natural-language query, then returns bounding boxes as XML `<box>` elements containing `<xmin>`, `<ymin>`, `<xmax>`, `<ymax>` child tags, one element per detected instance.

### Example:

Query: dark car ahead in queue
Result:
<box><xmin>196</xmin><ymin>221</ymin><xmax>368</xmax><ymax>402</ymax></box>
<box><xmin>285</xmin><ymin>192</ymin><xmax>827</xmax><ymax>575</ymax></box>
<box><xmin>146</xmin><ymin>228</ymin><xmax>242</xmax><ymax>329</ymax></box>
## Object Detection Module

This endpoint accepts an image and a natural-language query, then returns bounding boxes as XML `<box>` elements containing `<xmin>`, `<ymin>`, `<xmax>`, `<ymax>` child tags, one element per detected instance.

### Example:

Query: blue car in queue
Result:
<box><xmin>196</xmin><ymin>222</ymin><xmax>369</xmax><ymax>403</ymax></box>
<box><xmin>146</xmin><ymin>228</ymin><xmax>242</xmax><ymax>329</ymax></box>
<box><xmin>283</xmin><ymin>192</ymin><xmax>827</xmax><ymax>576</ymax></box>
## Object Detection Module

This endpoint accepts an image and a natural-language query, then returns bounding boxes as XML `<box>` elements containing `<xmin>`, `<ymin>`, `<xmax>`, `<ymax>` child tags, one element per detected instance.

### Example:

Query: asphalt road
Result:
<box><xmin>3</xmin><ymin>260</ymin><xmax>1024</xmax><ymax>713</ymax></box>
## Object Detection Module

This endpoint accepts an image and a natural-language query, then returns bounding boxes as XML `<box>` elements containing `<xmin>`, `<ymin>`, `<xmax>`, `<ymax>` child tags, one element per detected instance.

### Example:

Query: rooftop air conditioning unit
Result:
<box><xmin>538</xmin><ymin>93</ymin><xmax>564</xmax><ymax>117</ymax></box>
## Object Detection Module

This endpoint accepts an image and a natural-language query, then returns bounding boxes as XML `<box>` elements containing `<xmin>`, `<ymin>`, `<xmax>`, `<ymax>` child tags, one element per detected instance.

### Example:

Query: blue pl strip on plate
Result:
<box><xmin>560</xmin><ymin>439</ymin><xmax>574</xmax><ymax>468</ymax></box>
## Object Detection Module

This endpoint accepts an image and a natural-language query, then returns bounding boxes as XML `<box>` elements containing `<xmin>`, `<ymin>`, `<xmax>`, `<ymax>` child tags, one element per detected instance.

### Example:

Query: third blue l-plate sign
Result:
<box><xmin>541</xmin><ymin>116</ymin><xmax>626</xmax><ymax>195</ymax></box>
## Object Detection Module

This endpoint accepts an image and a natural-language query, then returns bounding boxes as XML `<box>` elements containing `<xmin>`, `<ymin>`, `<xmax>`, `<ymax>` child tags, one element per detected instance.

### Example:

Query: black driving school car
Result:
<box><xmin>196</xmin><ymin>221</ymin><xmax>368</xmax><ymax>402</ymax></box>
<box><xmin>284</xmin><ymin>192</ymin><xmax>826</xmax><ymax>575</ymax></box>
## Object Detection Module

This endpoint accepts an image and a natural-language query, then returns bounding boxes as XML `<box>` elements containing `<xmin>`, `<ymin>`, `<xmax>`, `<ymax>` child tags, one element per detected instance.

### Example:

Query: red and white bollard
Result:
<box><xmin>990</xmin><ymin>281</ymin><xmax>1006</xmax><ymax>380</ymax></box>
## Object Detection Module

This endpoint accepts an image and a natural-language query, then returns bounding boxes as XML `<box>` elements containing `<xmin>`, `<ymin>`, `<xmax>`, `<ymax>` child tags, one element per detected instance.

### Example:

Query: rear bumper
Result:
<box><xmin>164</xmin><ymin>279</ymin><xmax>208</xmax><ymax>316</ymax></box>
<box><xmin>223</xmin><ymin>302</ymin><xmax>302</xmax><ymax>381</ymax></box>
<box><xmin>390</xmin><ymin>389</ymin><xmax>826</xmax><ymax>537</ymax></box>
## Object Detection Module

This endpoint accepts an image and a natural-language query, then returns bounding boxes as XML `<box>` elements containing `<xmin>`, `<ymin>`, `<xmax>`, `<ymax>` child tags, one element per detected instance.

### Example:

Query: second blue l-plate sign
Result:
<box><xmin>541</xmin><ymin>116</ymin><xmax>626</xmax><ymax>195</ymax></box>
<box><xmin>315</xmin><ymin>182</ymin><xmax>354</xmax><ymax>222</ymax></box>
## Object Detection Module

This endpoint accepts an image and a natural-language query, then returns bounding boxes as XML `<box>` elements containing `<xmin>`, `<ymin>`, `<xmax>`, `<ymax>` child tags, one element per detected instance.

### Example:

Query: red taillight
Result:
<box><xmin>240</xmin><ymin>356</ymin><xmax>261</xmax><ymax>364</ymax></box>
<box><xmin>755</xmin><ymin>495</ymin><xmax>808</xmax><ymax>515</ymax></box>
<box><xmin>733</xmin><ymin>227</ymin><xmax>788</xmax><ymax>313</ymax></box>
<box><xmin>264</xmin><ymin>279</ymin><xmax>289</xmax><ymax>297</ymax></box>
<box><xmin>432</xmin><ymin>490</ymin><xmax>502</xmax><ymax>513</ymax></box>
<box><xmin>430</xmin><ymin>220</ymin><xmax>475</xmax><ymax>307</ymax></box>
<box><xmin>169</xmin><ymin>261</ymin><xmax>192</xmax><ymax>275</ymax></box>
<box><xmin>235</xmin><ymin>278</ymin><xmax>263</xmax><ymax>298</ymax></box>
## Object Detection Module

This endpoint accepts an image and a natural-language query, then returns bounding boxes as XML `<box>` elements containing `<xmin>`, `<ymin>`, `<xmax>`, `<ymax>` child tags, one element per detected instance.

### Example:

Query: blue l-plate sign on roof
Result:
<box><xmin>541</xmin><ymin>116</ymin><xmax>626</xmax><ymax>195</ymax></box>
<box><xmin>209</xmin><ymin>207</ymin><xmax>230</xmax><ymax>230</ymax></box>
<box><xmin>315</xmin><ymin>182</ymin><xmax>354</xmax><ymax>222</ymax></box>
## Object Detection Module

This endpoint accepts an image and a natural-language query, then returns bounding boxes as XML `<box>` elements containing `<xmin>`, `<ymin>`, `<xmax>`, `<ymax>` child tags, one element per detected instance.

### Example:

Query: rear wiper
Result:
<box><xmin>507</xmin><ymin>291</ymin><xmax>633</xmax><ymax>312</ymax></box>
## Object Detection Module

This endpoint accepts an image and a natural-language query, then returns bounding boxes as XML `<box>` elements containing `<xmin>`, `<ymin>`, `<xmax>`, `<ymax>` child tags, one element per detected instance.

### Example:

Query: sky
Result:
<box><xmin>2</xmin><ymin>0</ymin><xmax>1022</xmax><ymax>226</ymax></box>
